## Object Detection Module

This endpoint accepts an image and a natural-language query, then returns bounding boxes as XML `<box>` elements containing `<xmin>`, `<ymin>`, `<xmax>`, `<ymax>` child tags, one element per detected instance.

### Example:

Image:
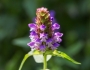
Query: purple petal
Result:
<box><xmin>30</xmin><ymin>31</ymin><xmax>37</xmax><ymax>36</ymax></box>
<box><xmin>53</xmin><ymin>43</ymin><xmax>59</xmax><ymax>48</ymax></box>
<box><xmin>29</xmin><ymin>35</ymin><xmax>38</xmax><ymax>41</ymax></box>
<box><xmin>40</xmin><ymin>33</ymin><xmax>48</xmax><ymax>42</ymax></box>
<box><xmin>28</xmin><ymin>23</ymin><xmax>37</xmax><ymax>31</ymax></box>
<box><xmin>52</xmin><ymin>23</ymin><xmax>60</xmax><ymax>30</ymax></box>
<box><xmin>40</xmin><ymin>33</ymin><xmax>48</xmax><ymax>39</ymax></box>
<box><xmin>29</xmin><ymin>31</ymin><xmax>38</xmax><ymax>41</ymax></box>
<box><xmin>56</xmin><ymin>38</ymin><xmax>62</xmax><ymax>43</ymax></box>
<box><xmin>54</xmin><ymin>32</ymin><xmax>63</xmax><ymax>37</ymax></box>
<box><xmin>35</xmin><ymin>39</ymin><xmax>41</xmax><ymax>42</ymax></box>
<box><xmin>40</xmin><ymin>24</ymin><xmax>46</xmax><ymax>31</ymax></box>
<box><xmin>27</xmin><ymin>42</ymin><xmax>35</xmax><ymax>48</ymax></box>
<box><xmin>46</xmin><ymin>38</ymin><xmax>53</xmax><ymax>46</ymax></box>
<box><xmin>50</xmin><ymin>17</ymin><xmax>54</xmax><ymax>21</ymax></box>
<box><xmin>46</xmin><ymin>38</ymin><xmax>52</xmax><ymax>43</ymax></box>
<box><xmin>39</xmin><ymin>45</ymin><xmax>45</xmax><ymax>51</ymax></box>
<box><xmin>50</xmin><ymin>43</ymin><xmax>59</xmax><ymax>50</ymax></box>
<box><xmin>35</xmin><ymin>39</ymin><xmax>42</xmax><ymax>45</ymax></box>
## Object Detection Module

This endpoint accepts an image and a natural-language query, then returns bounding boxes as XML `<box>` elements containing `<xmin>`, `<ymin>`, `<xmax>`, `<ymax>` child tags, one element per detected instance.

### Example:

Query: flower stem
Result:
<box><xmin>43</xmin><ymin>54</ymin><xmax>47</xmax><ymax>70</ymax></box>
<box><xmin>19</xmin><ymin>54</ymin><xmax>31</xmax><ymax>70</ymax></box>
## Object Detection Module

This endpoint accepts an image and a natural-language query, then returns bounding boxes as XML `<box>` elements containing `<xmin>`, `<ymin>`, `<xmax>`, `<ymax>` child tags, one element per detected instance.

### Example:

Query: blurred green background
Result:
<box><xmin>0</xmin><ymin>0</ymin><xmax>90</xmax><ymax>70</ymax></box>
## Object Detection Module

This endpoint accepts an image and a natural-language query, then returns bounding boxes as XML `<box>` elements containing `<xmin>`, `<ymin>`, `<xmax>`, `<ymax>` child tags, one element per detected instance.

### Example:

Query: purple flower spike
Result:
<box><xmin>28</xmin><ymin>23</ymin><xmax>37</xmax><ymax>31</ymax></box>
<box><xmin>40</xmin><ymin>24</ymin><xmax>46</xmax><ymax>31</ymax></box>
<box><xmin>27</xmin><ymin>7</ymin><xmax>63</xmax><ymax>51</ymax></box>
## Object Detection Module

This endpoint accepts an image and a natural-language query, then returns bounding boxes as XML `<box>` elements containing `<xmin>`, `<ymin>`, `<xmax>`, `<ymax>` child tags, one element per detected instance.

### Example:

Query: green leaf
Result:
<box><xmin>13</xmin><ymin>37</ymin><xmax>30</xmax><ymax>50</ymax></box>
<box><xmin>53</xmin><ymin>50</ymin><xmax>81</xmax><ymax>65</ymax></box>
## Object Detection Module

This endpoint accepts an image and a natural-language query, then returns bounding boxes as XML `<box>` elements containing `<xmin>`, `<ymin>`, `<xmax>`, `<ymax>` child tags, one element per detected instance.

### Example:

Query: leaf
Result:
<box><xmin>13</xmin><ymin>37</ymin><xmax>30</xmax><ymax>50</ymax></box>
<box><xmin>53</xmin><ymin>50</ymin><xmax>81</xmax><ymax>64</ymax></box>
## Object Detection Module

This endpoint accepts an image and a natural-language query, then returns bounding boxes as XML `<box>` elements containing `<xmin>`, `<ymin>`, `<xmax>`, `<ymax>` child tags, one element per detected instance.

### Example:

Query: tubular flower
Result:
<box><xmin>27</xmin><ymin>7</ymin><xmax>63</xmax><ymax>51</ymax></box>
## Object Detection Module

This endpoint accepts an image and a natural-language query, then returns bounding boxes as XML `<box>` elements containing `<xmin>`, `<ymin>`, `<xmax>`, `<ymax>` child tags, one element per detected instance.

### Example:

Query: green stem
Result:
<box><xmin>43</xmin><ymin>54</ymin><xmax>47</xmax><ymax>70</ymax></box>
<box><xmin>19</xmin><ymin>54</ymin><xmax>31</xmax><ymax>70</ymax></box>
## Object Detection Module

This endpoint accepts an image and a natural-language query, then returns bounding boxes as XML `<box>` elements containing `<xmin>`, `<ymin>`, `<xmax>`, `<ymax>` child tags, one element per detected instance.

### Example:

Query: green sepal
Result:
<box><xmin>52</xmin><ymin>50</ymin><xmax>81</xmax><ymax>64</ymax></box>
<box><xmin>19</xmin><ymin>50</ymin><xmax>42</xmax><ymax>70</ymax></box>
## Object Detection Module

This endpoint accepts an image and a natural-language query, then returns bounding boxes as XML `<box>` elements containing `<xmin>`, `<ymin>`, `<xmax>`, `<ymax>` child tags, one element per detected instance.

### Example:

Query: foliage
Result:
<box><xmin>0</xmin><ymin>0</ymin><xmax>90</xmax><ymax>70</ymax></box>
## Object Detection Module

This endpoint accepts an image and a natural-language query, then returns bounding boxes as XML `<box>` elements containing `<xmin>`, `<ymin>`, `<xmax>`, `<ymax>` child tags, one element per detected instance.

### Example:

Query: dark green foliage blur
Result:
<box><xmin>0</xmin><ymin>0</ymin><xmax>90</xmax><ymax>70</ymax></box>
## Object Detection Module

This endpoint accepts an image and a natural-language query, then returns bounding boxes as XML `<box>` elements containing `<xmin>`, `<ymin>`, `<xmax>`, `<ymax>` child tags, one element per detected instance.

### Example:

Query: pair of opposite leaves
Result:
<box><xmin>19</xmin><ymin>49</ymin><xmax>81</xmax><ymax>70</ymax></box>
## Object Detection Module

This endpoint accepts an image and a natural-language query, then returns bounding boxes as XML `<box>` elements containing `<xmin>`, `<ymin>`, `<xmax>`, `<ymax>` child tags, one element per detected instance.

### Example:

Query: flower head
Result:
<box><xmin>28</xmin><ymin>7</ymin><xmax>63</xmax><ymax>52</ymax></box>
